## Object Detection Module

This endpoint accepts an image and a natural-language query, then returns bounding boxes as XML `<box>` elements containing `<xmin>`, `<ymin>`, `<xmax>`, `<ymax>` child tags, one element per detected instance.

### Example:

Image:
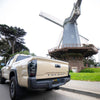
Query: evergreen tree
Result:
<box><xmin>0</xmin><ymin>24</ymin><xmax>29</xmax><ymax>60</ymax></box>
<box><xmin>0</xmin><ymin>24</ymin><xmax>26</xmax><ymax>54</ymax></box>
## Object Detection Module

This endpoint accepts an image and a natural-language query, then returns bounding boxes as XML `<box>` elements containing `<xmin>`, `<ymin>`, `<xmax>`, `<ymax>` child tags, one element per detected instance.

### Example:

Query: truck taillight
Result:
<box><xmin>28</xmin><ymin>60</ymin><xmax>37</xmax><ymax>77</ymax></box>
<box><xmin>68</xmin><ymin>65</ymin><xmax>70</xmax><ymax>75</ymax></box>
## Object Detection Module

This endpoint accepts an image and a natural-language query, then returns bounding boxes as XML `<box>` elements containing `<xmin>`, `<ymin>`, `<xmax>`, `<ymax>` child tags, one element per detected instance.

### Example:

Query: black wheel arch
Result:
<box><xmin>9</xmin><ymin>70</ymin><xmax>18</xmax><ymax>84</ymax></box>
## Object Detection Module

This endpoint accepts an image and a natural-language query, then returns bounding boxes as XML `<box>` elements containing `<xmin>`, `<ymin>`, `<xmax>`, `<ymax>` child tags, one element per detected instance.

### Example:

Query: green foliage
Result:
<box><xmin>83</xmin><ymin>57</ymin><xmax>96</xmax><ymax>67</ymax></box>
<box><xmin>70</xmin><ymin>68</ymin><xmax>100</xmax><ymax>81</ymax></box>
<box><xmin>0</xmin><ymin>24</ymin><xmax>30</xmax><ymax>61</ymax></box>
<box><xmin>18</xmin><ymin>51</ymin><xmax>30</xmax><ymax>55</ymax></box>
<box><xmin>69</xmin><ymin>70</ymin><xmax>73</xmax><ymax>72</ymax></box>
<box><xmin>30</xmin><ymin>53</ymin><xmax>36</xmax><ymax>56</ymax></box>
<box><xmin>10</xmin><ymin>50</ymin><xmax>30</xmax><ymax>57</ymax></box>
<box><xmin>0</xmin><ymin>38</ymin><xmax>10</xmax><ymax>56</ymax></box>
<box><xmin>9</xmin><ymin>51</ymin><xmax>36</xmax><ymax>59</ymax></box>
<box><xmin>70</xmin><ymin>72</ymin><xmax>100</xmax><ymax>81</ymax></box>
<box><xmin>0</xmin><ymin>24</ymin><xmax>28</xmax><ymax>55</ymax></box>
<box><xmin>80</xmin><ymin>68</ymin><xmax>100</xmax><ymax>73</ymax></box>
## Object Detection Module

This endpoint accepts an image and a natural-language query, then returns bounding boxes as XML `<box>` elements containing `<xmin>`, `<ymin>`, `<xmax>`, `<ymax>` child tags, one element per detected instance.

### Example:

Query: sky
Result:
<box><xmin>0</xmin><ymin>0</ymin><xmax>100</xmax><ymax>61</ymax></box>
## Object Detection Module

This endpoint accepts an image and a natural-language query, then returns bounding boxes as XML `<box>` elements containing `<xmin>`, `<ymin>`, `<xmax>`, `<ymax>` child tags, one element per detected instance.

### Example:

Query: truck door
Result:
<box><xmin>3</xmin><ymin>57</ymin><xmax>14</xmax><ymax>79</ymax></box>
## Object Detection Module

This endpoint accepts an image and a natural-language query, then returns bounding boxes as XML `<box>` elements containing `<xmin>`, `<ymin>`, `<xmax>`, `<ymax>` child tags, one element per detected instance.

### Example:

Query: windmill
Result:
<box><xmin>40</xmin><ymin>0</ymin><xmax>82</xmax><ymax>47</ymax></box>
<box><xmin>39</xmin><ymin>0</ymin><xmax>98</xmax><ymax>72</ymax></box>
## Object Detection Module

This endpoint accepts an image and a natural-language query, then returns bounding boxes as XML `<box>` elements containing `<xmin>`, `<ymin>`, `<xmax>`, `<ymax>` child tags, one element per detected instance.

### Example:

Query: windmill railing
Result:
<box><xmin>48</xmin><ymin>44</ymin><xmax>98</xmax><ymax>53</ymax></box>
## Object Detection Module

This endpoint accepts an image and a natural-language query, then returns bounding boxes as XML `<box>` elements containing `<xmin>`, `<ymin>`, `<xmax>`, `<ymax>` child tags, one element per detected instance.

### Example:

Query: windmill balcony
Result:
<box><xmin>48</xmin><ymin>44</ymin><xmax>83</xmax><ymax>52</ymax></box>
<box><xmin>48</xmin><ymin>43</ymin><xmax>98</xmax><ymax>57</ymax></box>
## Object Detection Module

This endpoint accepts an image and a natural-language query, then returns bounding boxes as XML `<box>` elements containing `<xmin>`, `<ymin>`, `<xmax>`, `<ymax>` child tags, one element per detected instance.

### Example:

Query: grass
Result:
<box><xmin>70</xmin><ymin>68</ymin><xmax>100</xmax><ymax>81</ymax></box>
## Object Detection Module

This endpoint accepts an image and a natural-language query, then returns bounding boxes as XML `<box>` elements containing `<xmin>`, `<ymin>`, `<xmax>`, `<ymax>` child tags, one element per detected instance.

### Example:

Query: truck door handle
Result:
<box><xmin>55</xmin><ymin>64</ymin><xmax>61</xmax><ymax>68</ymax></box>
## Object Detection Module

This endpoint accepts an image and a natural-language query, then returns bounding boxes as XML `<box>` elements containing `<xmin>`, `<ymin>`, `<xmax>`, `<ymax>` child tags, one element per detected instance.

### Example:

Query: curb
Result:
<box><xmin>60</xmin><ymin>87</ymin><xmax>100</xmax><ymax>98</ymax></box>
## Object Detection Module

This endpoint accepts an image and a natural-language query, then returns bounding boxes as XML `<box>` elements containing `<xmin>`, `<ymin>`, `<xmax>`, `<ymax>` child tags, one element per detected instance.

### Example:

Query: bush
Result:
<box><xmin>80</xmin><ymin>68</ymin><xmax>100</xmax><ymax>73</ymax></box>
<box><xmin>69</xmin><ymin>70</ymin><xmax>73</xmax><ymax>72</ymax></box>
<box><xmin>70</xmin><ymin>72</ymin><xmax>100</xmax><ymax>81</ymax></box>
<box><xmin>10</xmin><ymin>50</ymin><xmax>36</xmax><ymax>58</ymax></box>
<box><xmin>10</xmin><ymin>50</ymin><xmax>30</xmax><ymax>58</ymax></box>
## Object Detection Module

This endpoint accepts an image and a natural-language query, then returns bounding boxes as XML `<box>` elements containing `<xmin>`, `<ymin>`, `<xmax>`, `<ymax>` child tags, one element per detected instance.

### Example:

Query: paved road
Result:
<box><xmin>0</xmin><ymin>81</ymin><xmax>100</xmax><ymax>100</ymax></box>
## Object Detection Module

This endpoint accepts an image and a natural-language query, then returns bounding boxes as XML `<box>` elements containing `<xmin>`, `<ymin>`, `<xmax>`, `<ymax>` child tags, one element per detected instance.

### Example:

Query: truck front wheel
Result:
<box><xmin>10</xmin><ymin>76</ymin><xmax>22</xmax><ymax>100</ymax></box>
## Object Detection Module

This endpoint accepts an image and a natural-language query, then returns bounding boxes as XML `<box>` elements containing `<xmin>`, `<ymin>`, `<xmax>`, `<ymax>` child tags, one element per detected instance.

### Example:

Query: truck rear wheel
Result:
<box><xmin>54</xmin><ymin>86</ymin><xmax>60</xmax><ymax>90</ymax></box>
<box><xmin>46</xmin><ymin>88</ymin><xmax>53</xmax><ymax>91</ymax></box>
<box><xmin>10</xmin><ymin>76</ymin><xmax>22</xmax><ymax>100</ymax></box>
<box><xmin>0</xmin><ymin>71</ymin><xmax>6</xmax><ymax>84</ymax></box>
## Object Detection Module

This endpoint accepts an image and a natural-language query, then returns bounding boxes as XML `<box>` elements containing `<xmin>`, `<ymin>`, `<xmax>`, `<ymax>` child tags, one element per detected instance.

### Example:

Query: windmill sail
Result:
<box><xmin>39</xmin><ymin>12</ymin><xmax>63</xmax><ymax>27</ymax></box>
<box><xmin>79</xmin><ymin>35</ymin><xmax>89</xmax><ymax>45</ymax></box>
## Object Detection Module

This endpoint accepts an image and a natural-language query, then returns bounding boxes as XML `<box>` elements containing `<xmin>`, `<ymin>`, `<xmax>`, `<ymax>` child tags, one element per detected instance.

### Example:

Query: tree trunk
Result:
<box><xmin>11</xmin><ymin>40</ymin><xmax>15</xmax><ymax>54</ymax></box>
<box><xmin>12</xmin><ymin>42</ymin><xmax>14</xmax><ymax>54</ymax></box>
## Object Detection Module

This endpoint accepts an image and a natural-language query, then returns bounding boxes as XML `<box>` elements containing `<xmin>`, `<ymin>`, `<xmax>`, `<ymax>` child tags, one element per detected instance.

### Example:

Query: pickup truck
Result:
<box><xmin>0</xmin><ymin>54</ymin><xmax>70</xmax><ymax>100</ymax></box>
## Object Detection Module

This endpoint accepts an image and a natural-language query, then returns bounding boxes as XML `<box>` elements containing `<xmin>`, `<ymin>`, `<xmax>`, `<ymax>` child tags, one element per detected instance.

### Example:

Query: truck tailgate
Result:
<box><xmin>36</xmin><ymin>58</ymin><xmax>69</xmax><ymax>79</ymax></box>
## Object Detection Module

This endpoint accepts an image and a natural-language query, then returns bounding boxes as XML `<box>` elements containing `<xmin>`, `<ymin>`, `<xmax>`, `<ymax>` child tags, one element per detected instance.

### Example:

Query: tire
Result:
<box><xmin>46</xmin><ymin>86</ymin><xmax>59</xmax><ymax>91</ymax></box>
<box><xmin>0</xmin><ymin>70</ymin><xmax>6</xmax><ymax>84</ymax></box>
<box><xmin>10</xmin><ymin>76</ymin><xmax>22</xmax><ymax>100</ymax></box>
<box><xmin>46</xmin><ymin>88</ymin><xmax>53</xmax><ymax>91</ymax></box>
<box><xmin>54</xmin><ymin>86</ymin><xmax>59</xmax><ymax>90</ymax></box>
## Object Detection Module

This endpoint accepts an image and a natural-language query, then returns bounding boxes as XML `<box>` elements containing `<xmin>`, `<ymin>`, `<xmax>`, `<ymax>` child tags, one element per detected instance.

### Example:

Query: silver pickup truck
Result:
<box><xmin>0</xmin><ymin>54</ymin><xmax>70</xmax><ymax>100</ymax></box>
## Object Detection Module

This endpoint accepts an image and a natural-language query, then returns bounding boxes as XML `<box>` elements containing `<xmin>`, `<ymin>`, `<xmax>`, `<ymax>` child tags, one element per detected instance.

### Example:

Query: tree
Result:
<box><xmin>0</xmin><ymin>24</ymin><xmax>30</xmax><ymax>61</ymax></box>
<box><xmin>0</xmin><ymin>38</ymin><xmax>10</xmax><ymax>56</ymax></box>
<box><xmin>0</xmin><ymin>24</ymin><xmax>26</xmax><ymax>54</ymax></box>
<box><xmin>83</xmin><ymin>56</ymin><xmax>96</xmax><ymax>67</ymax></box>
<box><xmin>30</xmin><ymin>53</ymin><xmax>36</xmax><ymax>56</ymax></box>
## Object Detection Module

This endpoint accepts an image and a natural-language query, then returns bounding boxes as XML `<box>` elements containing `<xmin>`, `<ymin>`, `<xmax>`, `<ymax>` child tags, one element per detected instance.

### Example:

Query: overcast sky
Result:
<box><xmin>0</xmin><ymin>0</ymin><xmax>100</xmax><ymax>61</ymax></box>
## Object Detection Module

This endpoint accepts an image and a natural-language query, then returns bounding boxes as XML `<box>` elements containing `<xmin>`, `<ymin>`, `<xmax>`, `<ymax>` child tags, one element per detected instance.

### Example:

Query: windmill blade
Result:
<box><xmin>76</xmin><ymin>0</ymin><xmax>82</xmax><ymax>7</ymax></box>
<box><xmin>67</xmin><ymin>0</ymin><xmax>82</xmax><ymax>23</ymax></box>
<box><xmin>79</xmin><ymin>34</ymin><xmax>89</xmax><ymax>41</ymax></box>
<box><xmin>39</xmin><ymin>12</ymin><xmax>63</xmax><ymax>27</ymax></box>
<box><xmin>58</xmin><ymin>32</ymin><xmax>63</xmax><ymax>48</ymax></box>
<box><xmin>79</xmin><ymin>34</ymin><xmax>89</xmax><ymax>45</ymax></box>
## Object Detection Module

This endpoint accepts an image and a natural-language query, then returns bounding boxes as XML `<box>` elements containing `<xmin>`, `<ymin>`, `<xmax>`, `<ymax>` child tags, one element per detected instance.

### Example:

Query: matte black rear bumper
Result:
<box><xmin>28</xmin><ymin>75</ymin><xmax>70</xmax><ymax>89</ymax></box>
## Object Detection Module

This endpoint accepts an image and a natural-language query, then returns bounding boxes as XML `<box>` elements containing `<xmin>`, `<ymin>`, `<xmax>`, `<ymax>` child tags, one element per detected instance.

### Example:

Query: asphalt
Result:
<box><xmin>0</xmin><ymin>80</ymin><xmax>100</xmax><ymax>100</ymax></box>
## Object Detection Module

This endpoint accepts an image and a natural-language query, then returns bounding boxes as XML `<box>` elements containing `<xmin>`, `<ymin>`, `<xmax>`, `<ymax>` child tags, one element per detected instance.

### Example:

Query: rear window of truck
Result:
<box><xmin>16</xmin><ymin>55</ymin><xmax>31</xmax><ymax>62</ymax></box>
